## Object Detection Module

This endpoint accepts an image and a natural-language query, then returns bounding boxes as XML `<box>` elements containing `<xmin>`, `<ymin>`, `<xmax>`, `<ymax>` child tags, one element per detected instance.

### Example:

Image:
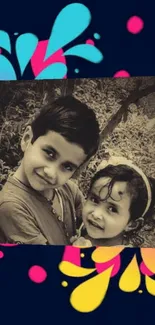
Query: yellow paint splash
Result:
<box><xmin>70</xmin><ymin>266</ymin><xmax>113</xmax><ymax>313</ymax></box>
<box><xmin>61</xmin><ymin>281</ymin><xmax>68</xmax><ymax>287</ymax></box>
<box><xmin>119</xmin><ymin>255</ymin><xmax>141</xmax><ymax>292</ymax></box>
<box><xmin>145</xmin><ymin>275</ymin><xmax>155</xmax><ymax>296</ymax></box>
<box><xmin>59</xmin><ymin>261</ymin><xmax>96</xmax><ymax>277</ymax></box>
<box><xmin>92</xmin><ymin>246</ymin><xmax>125</xmax><ymax>263</ymax></box>
<box><xmin>141</xmin><ymin>248</ymin><xmax>155</xmax><ymax>274</ymax></box>
<box><xmin>80</xmin><ymin>253</ymin><xmax>85</xmax><ymax>258</ymax></box>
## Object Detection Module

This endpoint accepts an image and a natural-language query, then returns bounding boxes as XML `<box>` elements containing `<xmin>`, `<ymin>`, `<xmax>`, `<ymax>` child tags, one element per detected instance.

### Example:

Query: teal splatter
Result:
<box><xmin>75</xmin><ymin>68</ymin><xmax>79</xmax><ymax>73</ymax></box>
<box><xmin>94</xmin><ymin>33</ymin><xmax>101</xmax><ymax>40</ymax></box>
<box><xmin>35</xmin><ymin>63</ymin><xmax>67</xmax><ymax>79</ymax></box>
<box><xmin>64</xmin><ymin>44</ymin><xmax>103</xmax><ymax>63</ymax></box>
<box><xmin>16</xmin><ymin>33</ymin><xmax>38</xmax><ymax>75</ymax></box>
<box><xmin>45</xmin><ymin>3</ymin><xmax>91</xmax><ymax>60</ymax></box>
<box><xmin>0</xmin><ymin>30</ymin><xmax>11</xmax><ymax>53</ymax></box>
<box><xmin>0</xmin><ymin>55</ymin><xmax>16</xmax><ymax>80</ymax></box>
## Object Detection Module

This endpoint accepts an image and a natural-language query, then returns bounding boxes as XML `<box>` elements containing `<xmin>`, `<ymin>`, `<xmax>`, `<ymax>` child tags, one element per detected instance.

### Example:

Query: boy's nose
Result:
<box><xmin>44</xmin><ymin>166</ymin><xmax>57</xmax><ymax>183</ymax></box>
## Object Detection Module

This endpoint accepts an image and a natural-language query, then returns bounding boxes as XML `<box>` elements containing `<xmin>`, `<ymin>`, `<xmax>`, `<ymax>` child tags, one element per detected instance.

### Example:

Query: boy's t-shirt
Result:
<box><xmin>0</xmin><ymin>176</ymin><xmax>84</xmax><ymax>245</ymax></box>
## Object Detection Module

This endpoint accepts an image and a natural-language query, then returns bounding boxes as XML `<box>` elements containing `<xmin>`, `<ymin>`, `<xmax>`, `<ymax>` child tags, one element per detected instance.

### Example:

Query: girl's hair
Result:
<box><xmin>89</xmin><ymin>164</ymin><xmax>155</xmax><ymax>246</ymax></box>
<box><xmin>89</xmin><ymin>164</ymin><xmax>155</xmax><ymax>221</ymax></box>
<box><xmin>31</xmin><ymin>95</ymin><xmax>100</xmax><ymax>160</ymax></box>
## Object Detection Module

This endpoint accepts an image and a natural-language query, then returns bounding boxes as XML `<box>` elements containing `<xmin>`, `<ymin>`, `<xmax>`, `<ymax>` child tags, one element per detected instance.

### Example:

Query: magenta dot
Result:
<box><xmin>86</xmin><ymin>39</ymin><xmax>95</xmax><ymax>46</ymax></box>
<box><xmin>0</xmin><ymin>48</ymin><xmax>2</xmax><ymax>54</ymax></box>
<box><xmin>28</xmin><ymin>265</ymin><xmax>47</xmax><ymax>283</ymax></box>
<box><xmin>127</xmin><ymin>16</ymin><xmax>144</xmax><ymax>34</ymax></box>
<box><xmin>114</xmin><ymin>70</ymin><xmax>130</xmax><ymax>78</ymax></box>
<box><xmin>0</xmin><ymin>251</ymin><xmax>4</xmax><ymax>258</ymax></box>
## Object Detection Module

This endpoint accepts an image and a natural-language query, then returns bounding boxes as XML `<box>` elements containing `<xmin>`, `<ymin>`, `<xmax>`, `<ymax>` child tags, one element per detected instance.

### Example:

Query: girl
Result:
<box><xmin>71</xmin><ymin>156</ymin><xmax>155</xmax><ymax>247</ymax></box>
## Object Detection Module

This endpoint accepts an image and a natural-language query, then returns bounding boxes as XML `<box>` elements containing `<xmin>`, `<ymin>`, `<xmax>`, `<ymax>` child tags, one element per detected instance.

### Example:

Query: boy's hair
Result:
<box><xmin>89</xmin><ymin>164</ymin><xmax>155</xmax><ymax>221</ymax></box>
<box><xmin>31</xmin><ymin>95</ymin><xmax>100</xmax><ymax>160</ymax></box>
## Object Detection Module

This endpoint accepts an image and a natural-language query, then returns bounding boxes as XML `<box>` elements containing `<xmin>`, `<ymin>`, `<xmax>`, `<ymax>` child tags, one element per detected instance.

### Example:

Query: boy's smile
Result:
<box><xmin>14</xmin><ymin>127</ymin><xmax>87</xmax><ymax>195</ymax></box>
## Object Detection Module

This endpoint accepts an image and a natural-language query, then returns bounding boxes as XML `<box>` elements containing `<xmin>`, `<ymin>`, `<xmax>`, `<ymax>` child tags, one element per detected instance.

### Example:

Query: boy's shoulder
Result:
<box><xmin>62</xmin><ymin>179</ymin><xmax>84</xmax><ymax>201</ymax></box>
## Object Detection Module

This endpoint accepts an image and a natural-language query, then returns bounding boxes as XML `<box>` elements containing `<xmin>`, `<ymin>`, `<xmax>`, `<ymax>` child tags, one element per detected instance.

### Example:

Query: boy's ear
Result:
<box><xmin>125</xmin><ymin>217</ymin><xmax>144</xmax><ymax>233</ymax></box>
<box><xmin>21</xmin><ymin>126</ymin><xmax>33</xmax><ymax>152</ymax></box>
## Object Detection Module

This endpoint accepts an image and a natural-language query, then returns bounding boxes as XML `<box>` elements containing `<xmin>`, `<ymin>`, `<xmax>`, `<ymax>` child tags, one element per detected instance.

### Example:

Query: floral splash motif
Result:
<box><xmin>0</xmin><ymin>3</ymin><xmax>103</xmax><ymax>80</ymax></box>
<box><xmin>59</xmin><ymin>247</ymin><xmax>155</xmax><ymax>313</ymax></box>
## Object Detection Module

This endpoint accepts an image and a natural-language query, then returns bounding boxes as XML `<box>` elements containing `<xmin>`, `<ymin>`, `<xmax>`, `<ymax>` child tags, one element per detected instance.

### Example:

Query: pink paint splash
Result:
<box><xmin>28</xmin><ymin>265</ymin><xmax>47</xmax><ymax>283</ymax></box>
<box><xmin>114</xmin><ymin>70</ymin><xmax>130</xmax><ymax>78</ymax></box>
<box><xmin>0</xmin><ymin>243</ymin><xmax>18</xmax><ymax>246</ymax></box>
<box><xmin>31</xmin><ymin>40</ymin><xmax>67</xmax><ymax>78</ymax></box>
<box><xmin>0</xmin><ymin>251</ymin><xmax>4</xmax><ymax>258</ymax></box>
<box><xmin>127</xmin><ymin>16</ymin><xmax>144</xmax><ymax>34</ymax></box>
<box><xmin>95</xmin><ymin>254</ymin><xmax>121</xmax><ymax>277</ymax></box>
<box><xmin>86</xmin><ymin>39</ymin><xmax>95</xmax><ymax>46</ymax></box>
<box><xmin>62</xmin><ymin>246</ymin><xmax>120</xmax><ymax>277</ymax></box>
<box><xmin>140</xmin><ymin>262</ymin><xmax>154</xmax><ymax>277</ymax></box>
<box><xmin>62</xmin><ymin>246</ymin><xmax>81</xmax><ymax>266</ymax></box>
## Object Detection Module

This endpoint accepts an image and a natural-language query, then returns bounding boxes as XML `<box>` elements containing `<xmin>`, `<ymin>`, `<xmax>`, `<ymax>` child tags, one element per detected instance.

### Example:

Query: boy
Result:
<box><xmin>0</xmin><ymin>95</ymin><xmax>99</xmax><ymax>245</ymax></box>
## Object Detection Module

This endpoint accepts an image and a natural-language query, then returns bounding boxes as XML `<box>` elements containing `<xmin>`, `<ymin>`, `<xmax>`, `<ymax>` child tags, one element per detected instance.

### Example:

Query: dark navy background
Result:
<box><xmin>0</xmin><ymin>0</ymin><xmax>155</xmax><ymax>78</ymax></box>
<box><xmin>0</xmin><ymin>0</ymin><xmax>155</xmax><ymax>323</ymax></box>
<box><xmin>0</xmin><ymin>245</ymin><xmax>154</xmax><ymax>324</ymax></box>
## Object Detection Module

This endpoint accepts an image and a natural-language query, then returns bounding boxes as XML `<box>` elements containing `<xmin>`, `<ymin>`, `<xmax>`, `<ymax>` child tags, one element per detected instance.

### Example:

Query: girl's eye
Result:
<box><xmin>108</xmin><ymin>205</ymin><xmax>118</xmax><ymax>214</ymax></box>
<box><xmin>89</xmin><ymin>195</ymin><xmax>99</xmax><ymax>204</ymax></box>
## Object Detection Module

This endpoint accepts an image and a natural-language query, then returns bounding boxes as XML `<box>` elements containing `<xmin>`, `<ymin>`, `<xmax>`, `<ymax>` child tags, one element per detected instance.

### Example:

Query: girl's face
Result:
<box><xmin>82</xmin><ymin>177</ymin><xmax>131</xmax><ymax>239</ymax></box>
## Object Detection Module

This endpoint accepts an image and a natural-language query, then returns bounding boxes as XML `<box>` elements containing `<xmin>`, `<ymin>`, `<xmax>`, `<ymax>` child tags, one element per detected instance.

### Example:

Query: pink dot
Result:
<box><xmin>0</xmin><ymin>251</ymin><xmax>4</xmax><ymax>258</ymax></box>
<box><xmin>28</xmin><ymin>265</ymin><xmax>47</xmax><ymax>283</ymax></box>
<box><xmin>0</xmin><ymin>48</ymin><xmax>2</xmax><ymax>54</ymax></box>
<box><xmin>114</xmin><ymin>70</ymin><xmax>130</xmax><ymax>78</ymax></box>
<box><xmin>127</xmin><ymin>16</ymin><xmax>144</xmax><ymax>34</ymax></box>
<box><xmin>140</xmin><ymin>262</ymin><xmax>154</xmax><ymax>276</ymax></box>
<box><xmin>86</xmin><ymin>39</ymin><xmax>95</xmax><ymax>46</ymax></box>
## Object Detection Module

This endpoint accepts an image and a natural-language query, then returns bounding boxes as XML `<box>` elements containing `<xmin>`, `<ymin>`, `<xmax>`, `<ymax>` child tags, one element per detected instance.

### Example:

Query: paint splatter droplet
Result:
<box><xmin>138</xmin><ymin>290</ymin><xmax>143</xmax><ymax>294</ymax></box>
<box><xmin>0</xmin><ymin>251</ymin><xmax>4</xmax><ymax>258</ymax></box>
<box><xmin>14</xmin><ymin>32</ymin><xmax>19</xmax><ymax>35</ymax></box>
<box><xmin>127</xmin><ymin>16</ymin><xmax>144</xmax><ymax>34</ymax></box>
<box><xmin>86</xmin><ymin>39</ymin><xmax>95</xmax><ymax>46</ymax></box>
<box><xmin>80</xmin><ymin>253</ymin><xmax>85</xmax><ymax>258</ymax></box>
<box><xmin>62</xmin><ymin>281</ymin><xmax>68</xmax><ymax>287</ymax></box>
<box><xmin>28</xmin><ymin>265</ymin><xmax>47</xmax><ymax>283</ymax></box>
<box><xmin>75</xmin><ymin>68</ymin><xmax>79</xmax><ymax>73</ymax></box>
<box><xmin>94</xmin><ymin>33</ymin><xmax>101</xmax><ymax>40</ymax></box>
<box><xmin>114</xmin><ymin>70</ymin><xmax>130</xmax><ymax>78</ymax></box>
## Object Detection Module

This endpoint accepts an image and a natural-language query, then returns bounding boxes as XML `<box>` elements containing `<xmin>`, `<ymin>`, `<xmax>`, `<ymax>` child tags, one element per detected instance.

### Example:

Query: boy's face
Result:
<box><xmin>20</xmin><ymin>127</ymin><xmax>87</xmax><ymax>191</ymax></box>
<box><xmin>82</xmin><ymin>177</ymin><xmax>131</xmax><ymax>239</ymax></box>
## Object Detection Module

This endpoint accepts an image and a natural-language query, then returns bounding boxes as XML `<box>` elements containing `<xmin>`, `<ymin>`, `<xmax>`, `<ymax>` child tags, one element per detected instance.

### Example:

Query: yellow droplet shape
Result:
<box><xmin>141</xmin><ymin>248</ymin><xmax>155</xmax><ymax>274</ymax></box>
<box><xmin>119</xmin><ymin>255</ymin><xmax>141</xmax><ymax>292</ymax></box>
<box><xmin>92</xmin><ymin>246</ymin><xmax>125</xmax><ymax>263</ymax></box>
<box><xmin>145</xmin><ymin>275</ymin><xmax>155</xmax><ymax>296</ymax></box>
<box><xmin>70</xmin><ymin>266</ymin><xmax>113</xmax><ymax>313</ymax></box>
<box><xmin>61</xmin><ymin>281</ymin><xmax>68</xmax><ymax>287</ymax></box>
<box><xmin>81</xmin><ymin>253</ymin><xmax>85</xmax><ymax>258</ymax></box>
<box><xmin>59</xmin><ymin>261</ymin><xmax>95</xmax><ymax>277</ymax></box>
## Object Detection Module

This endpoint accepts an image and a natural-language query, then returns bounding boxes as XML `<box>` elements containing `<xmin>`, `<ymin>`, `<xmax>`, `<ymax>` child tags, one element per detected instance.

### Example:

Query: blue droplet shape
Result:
<box><xmin>0</xmin><ymin>30</ymin><xmax>11</xmax><ymax>53</ymax></box>
<box><xmin>45</xmin><ymin>3</ymin><xmax>91</xmax><ymax>60</ymax></box>
<box><xmin>16</xmin><ymin>33</ymin><xmax>38</xmax><ymax>75</ymax></box>
<box><xmin>14</xmin><ymin>32</ymin><xmax>19</xmax><ymax>36</ymax></box>
<box><xmin>0</xmin><ymin>55</ymin><xmax>16</xmax><ymax>80</ymax></box>
<box><xmin>75</xmin><ymin>68</ymin><xmax>79</xmax><ymax>73</ymax></box>
<box><xmin>94</xmin><ymin>33</ymin><xmax>101</xmax><ymax>40</ymax></box>
<box><xmin>64</xmin><ymin>44</ymin><xmax>103</xmax><ymax>63</ymax></box>
<box><xmin>35</xmin><ymin>63</ymin><xmax>67</xmax><ymax>79</ymax></box>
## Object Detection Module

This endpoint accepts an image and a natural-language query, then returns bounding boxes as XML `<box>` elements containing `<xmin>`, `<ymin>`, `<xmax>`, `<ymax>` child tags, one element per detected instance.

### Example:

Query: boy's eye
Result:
<box><xmin>63</xmin><ymin>164</ymin><xmax>74</xmax><ymax>172</ymax></box>
<box><xmin>44</xmin><ymin>149</ymin><xmax>55</xmax><ymax>159</ymax></box>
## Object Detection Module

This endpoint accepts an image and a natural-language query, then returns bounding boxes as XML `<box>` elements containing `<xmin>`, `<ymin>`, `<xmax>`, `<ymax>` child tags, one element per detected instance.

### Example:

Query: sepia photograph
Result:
<box><xmin>0</xmin><ymin>77</ymin><xmax>155</xmax><ymax>247</ymax></box>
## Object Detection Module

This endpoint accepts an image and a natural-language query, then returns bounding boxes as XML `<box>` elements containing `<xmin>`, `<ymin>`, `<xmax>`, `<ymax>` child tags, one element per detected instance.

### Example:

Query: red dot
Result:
<box><xmin>28</xmin><ymin>265</ymin><xmax>47</xmax><ymax>283</ymax></box>
<box><xmin>0</xmin><ymin>251</ymin><xmax>4</xmax><ymax>258</ymax></box>
<box><xmin>86</xmin><ymin>39</ymin><xmax>95</xmax><ymax>46</ymax></box>
<box><xmin>127</xmin><ymin>16</ymin><xmax>144</xmax><ymax>34</ymax></box>
<box><xmin>114</xmin><ymin>70</ymin><xmax>130</xmax><ymax>78</ymax></box>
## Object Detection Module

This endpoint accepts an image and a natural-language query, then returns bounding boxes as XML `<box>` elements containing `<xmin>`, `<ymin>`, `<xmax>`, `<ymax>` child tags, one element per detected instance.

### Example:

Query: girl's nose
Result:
<box><xmin>92</xmin><ymin>209</ymin><xmax>103</xmax><ymax>221</ymax></box>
